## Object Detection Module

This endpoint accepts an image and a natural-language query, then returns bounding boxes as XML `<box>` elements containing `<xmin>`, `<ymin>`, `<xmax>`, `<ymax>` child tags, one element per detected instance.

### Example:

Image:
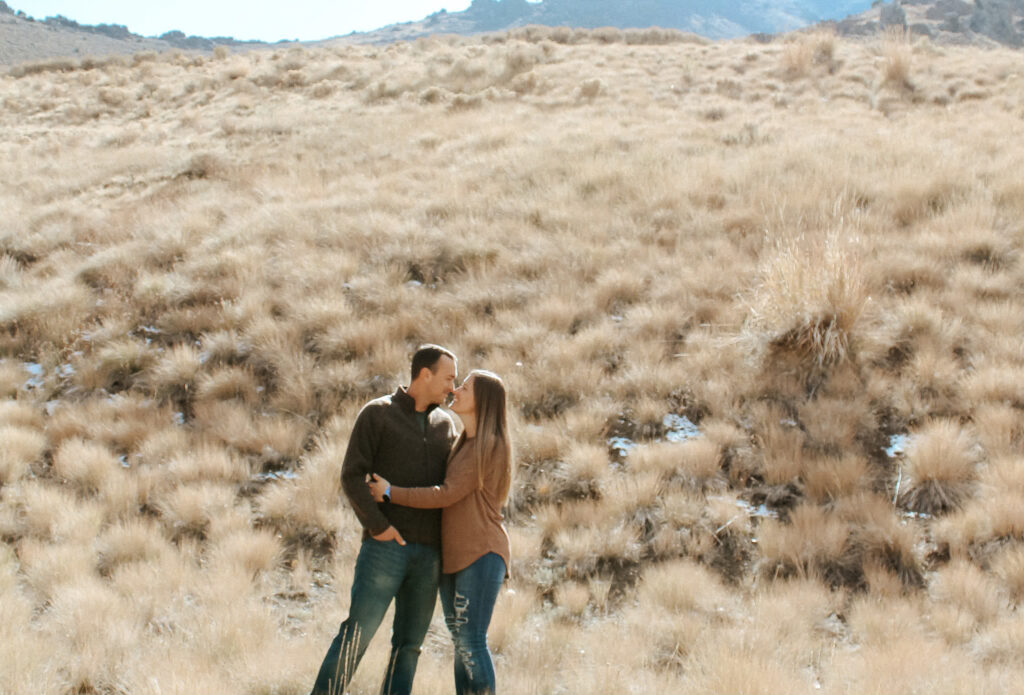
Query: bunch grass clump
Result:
<box><xmin>746</xmin><ymin>230</ymin><xmax>868</xmax><ymax>370</ymax></box>
<box><xmin>899</xmin><ymin>419</ymin><xmax>977</xmax><ymax>515</ymax></box>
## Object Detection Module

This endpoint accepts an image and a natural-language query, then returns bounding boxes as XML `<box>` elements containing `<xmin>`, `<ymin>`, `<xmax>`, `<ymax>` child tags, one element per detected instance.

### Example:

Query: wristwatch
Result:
<box><xmin>382</xmin><ymin>485</ymin><xmax>391</xmax><ymax>504</ymax></box>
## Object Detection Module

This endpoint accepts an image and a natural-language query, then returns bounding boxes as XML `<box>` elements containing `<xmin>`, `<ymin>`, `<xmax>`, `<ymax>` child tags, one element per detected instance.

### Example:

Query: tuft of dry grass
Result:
<box><xmin>880</xmin><ymin>27</ymin><xmax>914</xmax><ymax>92</ymax></box>
<box><xmin>95</xmin><ymin>519</ymin><xmax>170</xmax><ymax>576</ymax></box>
<box><xmin>757</xmin><ymin>503</ymin><xmax>848</xmax><ymax>582</ymax></box>
<box><xmin>899</xmin><ymin>419</ymin><xmax>977</xmax><ymax>515</ymax></box>
<box><xmin>802</xmin><ymin>453</ymin><xmax>872</xmax><ymax>504</ymax></box>
<box><xmin>753</xmin><ymin>404</ymin><xmax>805</xmax><ymax>485</ymax></box>
<box><xmin>780</xmin><ymin>29</ymin><xmax>837</xmax><ymax>79</ymax></box>
<box><xmin>208</xmin><ymin>527</ymin><xmax>282</xmax><ymax>579</ymax></box>
<box><xmin>52</xmin><ymin>437</ymin><xmax>120</xmax><ymax>496</ymax></box>
<box><xmin>156</xmin><ymin>482</ymin><xmax>235</xmax><ymax>542</ymax></box>
<box><xmin>931</xmin><ymin>559</ymin><xmax>1006</xmax><ymax>626</ymax></box>
<box><xmin>992</xmin><ymin>545</ymin><xmax>1024</xmax><ymax>605</ymax></box>
<box><xmin>746</xmin><ymin>230</ymin><xmax>868</xmax><ymax>370</ymax></box>
<box><xmin>637</xmin><ymin>558</ymin><xmax>730</xmax><ymax>616</ymax></box>
<box><xmin>0</xmin><ymin>424</ymin><xmax>47</xmax><ymax>485</ymax></box>
<box><xmin>633</xmin><ymin>437</ymin><xmax>722</xmax><ymax>489</ymax></box>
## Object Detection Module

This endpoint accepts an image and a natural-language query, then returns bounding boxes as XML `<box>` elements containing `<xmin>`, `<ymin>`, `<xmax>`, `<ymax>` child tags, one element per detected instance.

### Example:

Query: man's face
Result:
<box><xmin>427</xmin><ymin>355</ymin><xmax>457</xmax><ymax>405</ymax></box>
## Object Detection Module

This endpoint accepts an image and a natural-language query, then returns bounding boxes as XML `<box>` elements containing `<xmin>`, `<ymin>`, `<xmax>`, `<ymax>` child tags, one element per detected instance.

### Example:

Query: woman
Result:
<box><xmin>368</xmin><ymin>369</ymin><xmax>512</xmax><ymax>695</ymax></box>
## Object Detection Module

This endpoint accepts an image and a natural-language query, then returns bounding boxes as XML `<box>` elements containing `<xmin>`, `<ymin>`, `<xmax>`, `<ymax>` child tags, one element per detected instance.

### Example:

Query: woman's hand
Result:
<box><xmin>367</xmin><ymin>473</ymin><xmax>391</xmax><ymax>502</ymax></box>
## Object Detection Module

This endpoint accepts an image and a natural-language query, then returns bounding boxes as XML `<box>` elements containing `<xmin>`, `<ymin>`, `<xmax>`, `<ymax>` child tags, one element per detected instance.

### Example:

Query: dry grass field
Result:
<box><xmin>2</xmin><ymin>25</ymin><xmax>1024</xmax><ymax>695</ymax></box>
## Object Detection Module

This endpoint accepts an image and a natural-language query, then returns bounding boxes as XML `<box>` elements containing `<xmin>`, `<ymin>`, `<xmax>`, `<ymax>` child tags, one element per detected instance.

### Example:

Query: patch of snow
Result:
<box><xmin>663</xmin><ymin>413</ymin><xmax>701</xmax><ymax>442</ymax></box>
<box><xmin>885</xmin><ymin>433</ymin><xmax>912</xmax><ymax>458</ymax></box>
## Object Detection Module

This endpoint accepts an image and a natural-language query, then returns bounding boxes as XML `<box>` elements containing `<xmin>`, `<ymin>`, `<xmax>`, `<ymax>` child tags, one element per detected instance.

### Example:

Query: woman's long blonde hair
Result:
<box><xmin>455</xmin><ymin>370</ymin><xmax>512</xmax><ymax>503</ymax></box>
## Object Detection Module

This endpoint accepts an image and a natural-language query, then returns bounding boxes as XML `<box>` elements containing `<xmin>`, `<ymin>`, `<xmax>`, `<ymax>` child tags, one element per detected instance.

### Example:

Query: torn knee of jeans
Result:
<box><xmin>447</xmin><ymin>590</ymin><xmax>476</xmax><ymax>669</ymax></box>
<box><xmin>455</xmin><ymin>641</ymin><xmax>476</xmax><ymax>671</ymax></box>
<box><xmin>446</xmin><ymin>590</ymin><xmax>470</xmax><ymax>631</ymax></box>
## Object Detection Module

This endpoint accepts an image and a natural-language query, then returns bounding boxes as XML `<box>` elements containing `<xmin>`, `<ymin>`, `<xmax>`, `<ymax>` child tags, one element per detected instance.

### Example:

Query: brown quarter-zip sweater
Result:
<box><xmin>341</xmin><ymin>387</ymin><xmax>456</xmax><ymax>546</ymax></box>
<box><xmin>389</xmin><ymin>440</ymin><xmax>511</xmax><ymax>576</ymax></box>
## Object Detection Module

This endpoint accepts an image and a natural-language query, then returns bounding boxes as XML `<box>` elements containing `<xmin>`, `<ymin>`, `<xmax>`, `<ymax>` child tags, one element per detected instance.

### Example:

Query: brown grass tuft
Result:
<box><xmin>95</xmin><ymin>519</ymin><xmax>170</xmax><ymax>576</ymax></box>
<box><xmin>880</xmin><ymin>27</ymin><xmax>914</xmax><ymax>92</ymax></box>
<box><xmin>0</xmin><ymin>424</ymin><xmax>47</xmax><ymax>485</ymax></box>
<box><xmin>747</xmin><ymin>230</ymin><xmax>868</xmax><ymax>370</ymax></box>
<box><xmin>899</xmin><ymin>419</ymin><xmax>977</xmax><ymax>515</ymax></box>
<box><xmin>74</xmin><ymin>338</ymin><xmax>157</xmax><ymax>393</ymax></box>
<box><xmin>802</xmin><ymin>453</ymin><xmax>872</xmax><ymax>504</ymax></box>
<box><xmin>156</xmin><ymin>482</ymin><xmax>235</xmax><ymax>542</ymax></box>
<box><xmin>974</xmin><ymin>404</ymin><xmax>1023</xmax><ymax>457</ymax></box>
<box><xmin>757</xmin><ymin>503</ymin><xmax>848</xmax><ymax>582</ymax></box>
<box><xmin>638</xmin><ymin>558</ymin><xmax>729</xmax><ymax>615</ymax></box>
<box><xmin>52</xmin><ymin>437</ymin><xmax>120</xmax><ymax>496</ymax></box>
<box><xmin>931</xmin><ymin>559</ymin><xmax>1006</xmax><ymax>625</ymax></box>
<box><xmin>146</xmin><ymin>342</ymin><xmax>203</xmax><ymax>404</ymax></box>
<box><xmin>780</xmin><ymin>30</ymin><xmax>837</xmax><ymax>79</ymax></box>
<box><xmin>208</xmin><ymin>527</ymin><xmax>282</xmax><ymax>579</ymax></box>
<box><xmin>992</xmin><ymin>545</ymin><xmax>1024</xmax><ymax>605</ymax></box>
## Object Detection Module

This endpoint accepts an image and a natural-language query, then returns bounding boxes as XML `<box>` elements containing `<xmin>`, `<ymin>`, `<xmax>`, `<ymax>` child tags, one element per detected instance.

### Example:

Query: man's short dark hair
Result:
<box><xmin>410</xmin><ymin>344</ymin><xmax>456</xmax><ymax>382</ymax></box>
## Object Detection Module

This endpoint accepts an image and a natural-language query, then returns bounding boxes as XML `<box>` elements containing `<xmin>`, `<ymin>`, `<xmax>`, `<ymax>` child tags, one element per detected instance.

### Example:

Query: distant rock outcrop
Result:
<box><xmin>968</xmin><ymin>0</ymin><xmax>1024</xmax><ymax>45</ymax></box>
<box><xmin>880</xmin><ymin>2</ymin><xmax>909</xmax><ymax>27</ymax></box>
<box><xmin>833</xmin><ymin>0</ymin><xmax>1024</xmax><ymax>46</ymax></box>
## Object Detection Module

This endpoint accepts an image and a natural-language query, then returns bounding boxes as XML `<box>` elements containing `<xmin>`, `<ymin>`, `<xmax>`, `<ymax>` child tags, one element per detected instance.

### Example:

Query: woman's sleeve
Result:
<box><xmin>390</xmin><ymin>450</ymin><xmax>476</xmax><ymax>509</ymax></box>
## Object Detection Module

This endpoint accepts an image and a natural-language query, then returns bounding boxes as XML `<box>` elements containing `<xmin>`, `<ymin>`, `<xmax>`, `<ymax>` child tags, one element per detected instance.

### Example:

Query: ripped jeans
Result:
<box><xmin>439</xmin><ymin>553</ymin><xmax>506</xmax><ymax>695</ymax></box>
<box><xmin>310</xmin><ymin>539</ymin><xmax>440</xmax><ymax>695</ymax></box>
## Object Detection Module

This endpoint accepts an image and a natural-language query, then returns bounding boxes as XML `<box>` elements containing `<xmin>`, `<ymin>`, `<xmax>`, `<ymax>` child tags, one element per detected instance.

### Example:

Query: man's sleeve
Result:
<box><xmin>390</xmin><ymin>447</ymin><xmax>476</xmax><ymax>509</ymax></box>
<box><xmin>340</xmin><ymin>406</ymin><xmax>390</xmax><ymax>536</ymax></box>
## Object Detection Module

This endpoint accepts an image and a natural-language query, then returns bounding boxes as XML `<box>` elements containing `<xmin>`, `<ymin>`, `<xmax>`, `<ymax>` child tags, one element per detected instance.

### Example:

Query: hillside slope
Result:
<box><xmin>0</xmin><ymin>3</ymin><xmax>268</xmax><ymax>66</ymax></box>
<box><xmin>2</xmin><ymin>29</ymin><xmax>1024</xmax><ymax>694</ymax></box>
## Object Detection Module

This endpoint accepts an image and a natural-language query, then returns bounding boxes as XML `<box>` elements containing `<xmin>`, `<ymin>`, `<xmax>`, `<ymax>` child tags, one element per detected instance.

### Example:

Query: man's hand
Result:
<box><xmin>367</xmin><ymin>473</ymin><xmax>391</xmax><ymax>502</ymax></box>
<box><xmin>371</xmin><ymin>525</ymin><xmax>406</xmax><ymax>546</ymax></box>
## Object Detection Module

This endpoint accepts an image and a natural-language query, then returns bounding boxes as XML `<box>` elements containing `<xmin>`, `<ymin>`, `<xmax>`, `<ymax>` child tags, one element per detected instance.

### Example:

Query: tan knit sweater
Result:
<box><xmin>389</xmin><ymin>439</ymin><xmax>511</xmax><ymax>576</ymax></box>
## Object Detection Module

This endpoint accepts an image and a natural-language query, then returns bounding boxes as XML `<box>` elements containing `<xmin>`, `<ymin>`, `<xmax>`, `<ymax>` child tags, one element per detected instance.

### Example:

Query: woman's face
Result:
<box><xmin>450</xmin><ymin>375</ymin><xmax>475</xmax><ymax>415</ymax></box>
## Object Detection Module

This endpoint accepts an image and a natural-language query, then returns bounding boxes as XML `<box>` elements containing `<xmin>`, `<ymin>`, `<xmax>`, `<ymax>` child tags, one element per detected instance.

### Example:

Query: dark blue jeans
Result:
<box><xmin>439</xmin><ymin>553</ymin><xmax>506</xmax><ymax>695</ymax></box>
<box><xmin>310</xmin><ymin>539</ymin><xmax>440</xmax><ymax>695</ymax></box>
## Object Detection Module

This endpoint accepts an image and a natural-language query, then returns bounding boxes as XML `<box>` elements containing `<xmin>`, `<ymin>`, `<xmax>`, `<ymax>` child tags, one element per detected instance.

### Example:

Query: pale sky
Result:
<box><xmin>8</xmin><ymin>1</ymin><xmax>478</xmax><ymax>41</ymax></box>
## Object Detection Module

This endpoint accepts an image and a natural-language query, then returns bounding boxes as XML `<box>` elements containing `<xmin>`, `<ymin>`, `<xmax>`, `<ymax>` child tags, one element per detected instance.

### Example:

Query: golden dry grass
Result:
<box><xmin>2</xmin><ymin>27</ymin><xmax>1024</xmax><ymax>693</ymax></box>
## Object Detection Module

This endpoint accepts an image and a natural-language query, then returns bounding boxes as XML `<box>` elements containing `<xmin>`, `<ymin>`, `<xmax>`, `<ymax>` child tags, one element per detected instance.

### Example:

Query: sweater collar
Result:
<box><xmin>394</xmin><ymin>386</ymin><xmax>438</xmax><ymax>416</ymax></box>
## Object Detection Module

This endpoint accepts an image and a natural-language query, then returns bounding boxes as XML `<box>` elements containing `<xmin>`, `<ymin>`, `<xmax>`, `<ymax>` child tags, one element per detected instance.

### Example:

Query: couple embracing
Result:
<box><xmin>309</xmin><ymin>345</ymin><xmax>512</xmax><ymax>695</ymax></box>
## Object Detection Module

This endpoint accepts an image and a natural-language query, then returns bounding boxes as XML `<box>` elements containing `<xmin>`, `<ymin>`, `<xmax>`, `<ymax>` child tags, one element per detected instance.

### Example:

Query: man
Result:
<box><xmin>310</xmin><ymin>345</ymin><xmax>458</xmax><ymax>695</ymax></box>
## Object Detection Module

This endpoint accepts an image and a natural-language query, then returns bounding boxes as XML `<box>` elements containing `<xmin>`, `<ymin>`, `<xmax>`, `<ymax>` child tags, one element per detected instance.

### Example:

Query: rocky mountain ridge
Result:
<box><xmin>2</xmin><ymin>0</ymin><xmax>1022</xmax><ymax>66</ymax></box>
<box><xmin>338</xmin><ymin>0</ymin><xmax>1024</xmax><ymax>46</ymax></box>
<box><xmin>351</xmin><ymin>0</ymin><xmax>873</xmax><ymax>43</ymax></box>
<box><xmin>831</xmin><ymin>0</ymin><xmax>1024</xmax><ymax>47</ymax></box>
